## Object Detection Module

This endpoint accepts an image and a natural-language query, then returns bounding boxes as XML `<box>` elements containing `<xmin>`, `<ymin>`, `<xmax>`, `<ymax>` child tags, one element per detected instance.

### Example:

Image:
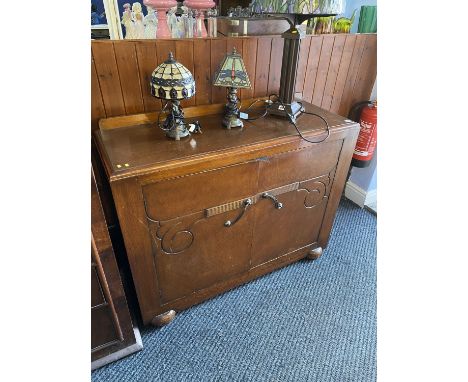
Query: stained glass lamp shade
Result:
<box><xmin>151</xmin><ymin>52</ymin><xmax>196</xmax><ymax>101</ymax></box>
<box><xmin>213</xmin><ymin>48</ymin><xmax>251</xmax><ymax>89</ymax></box>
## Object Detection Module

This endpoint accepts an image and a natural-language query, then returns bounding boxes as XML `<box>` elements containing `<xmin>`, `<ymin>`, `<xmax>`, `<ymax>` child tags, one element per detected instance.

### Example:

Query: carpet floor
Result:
<box><xmin>92</xmin><ymin>198</ymin><xmax>376</xmax><ymax>382</ymax></box>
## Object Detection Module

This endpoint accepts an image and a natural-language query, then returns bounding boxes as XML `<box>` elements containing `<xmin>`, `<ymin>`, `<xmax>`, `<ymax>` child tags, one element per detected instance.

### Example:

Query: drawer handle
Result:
<box><xmin>224</xmin><ymin>198</ymin><xmax>252</xmax><ymax>227</ymax></box>
<box><xmin>262</xmin><ymin>193</ymin><xmax>283</xmax><ymax>209</ymax></box>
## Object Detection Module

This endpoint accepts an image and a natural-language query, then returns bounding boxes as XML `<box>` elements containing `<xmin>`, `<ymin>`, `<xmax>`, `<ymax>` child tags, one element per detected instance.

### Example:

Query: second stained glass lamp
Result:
<box><xmin>213</xmin><ymin>48</ymin><xmax>251</xmax><ymax>129</ymax></box>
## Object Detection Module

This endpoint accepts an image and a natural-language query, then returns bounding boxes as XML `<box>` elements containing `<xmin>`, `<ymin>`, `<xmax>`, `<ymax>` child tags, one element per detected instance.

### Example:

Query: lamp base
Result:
<box><xmin>223</xmin><ymin>87</ymin><xmax>243</xmax><ymax>130</ymax></box>
<box><xmin>268</xmin><ymin>100</ymin><xmax>305</xmax><ymax>123</ymax></box>
<box><xmin>162</xmin><ymin>100</ymin><xmax>190</xmax><ymax>140</ymax></box>
<box><xmin>222</xmin><ymin>115</ymin><xmax>244</xmax><ymax>129</ymax></box>
<box><xmin>165</xmin><ymin>124</ymin><xmax>190</xmax><ymax>140</ymax></box>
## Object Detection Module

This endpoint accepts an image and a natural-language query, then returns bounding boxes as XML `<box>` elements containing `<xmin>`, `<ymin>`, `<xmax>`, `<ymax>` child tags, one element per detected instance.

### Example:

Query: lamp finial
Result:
<box><xmin>167</xmin><ymin>51</ymin><xmax>175</xmax><ymax>63</ymax></box>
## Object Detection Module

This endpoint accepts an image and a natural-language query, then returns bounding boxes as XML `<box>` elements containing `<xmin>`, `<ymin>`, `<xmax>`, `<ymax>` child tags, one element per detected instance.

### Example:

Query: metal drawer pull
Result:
<box><xmin>262</xmin><ymin>193</ymin><xmax>283</xmax><ymax>209</ymax></box>
<box><xmin>224</xmin><ymin>198</ymin><xmax>252</xmax><ymax>227</ymax></box>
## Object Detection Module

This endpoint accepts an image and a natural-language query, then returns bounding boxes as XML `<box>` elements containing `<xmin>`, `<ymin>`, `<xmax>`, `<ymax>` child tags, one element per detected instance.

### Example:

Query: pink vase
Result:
<box><xmin>143</xmin><ymin>0</ymin><xmax>177</xmax><ymax>38</ymax></box>
<box><xmin>184</xmin><ymin>0</ymin><xmax>215</xmax><ymax>37</ymax></box>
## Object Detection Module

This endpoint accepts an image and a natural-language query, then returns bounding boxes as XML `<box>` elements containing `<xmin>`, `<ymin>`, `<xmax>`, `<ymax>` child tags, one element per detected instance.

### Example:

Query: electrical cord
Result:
<box><xmin>296</xmin><ymin>101</ymin><xmax>330</xmax><ymax>144</ymax></box>
<box><xmin>267</xmin><ymin>94</ymin><xmax>331</xmax><ymax>144</ymax></box>
<box><xmin>156</xmin><ymin>93</ymin><xmax>331</xmax><ymax>143</ymax></box>
<box><xmin>242</xmin><ymin>98</ymin><xmax>271</xmax><ymax>121</ymax></box>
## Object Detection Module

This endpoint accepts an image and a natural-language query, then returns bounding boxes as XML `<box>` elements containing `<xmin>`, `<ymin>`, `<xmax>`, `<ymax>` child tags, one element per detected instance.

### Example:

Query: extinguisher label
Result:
<box><xmin>353</xmin><ymin>118</ymin><xmax>377</xmax><ymax>161</ymax></box>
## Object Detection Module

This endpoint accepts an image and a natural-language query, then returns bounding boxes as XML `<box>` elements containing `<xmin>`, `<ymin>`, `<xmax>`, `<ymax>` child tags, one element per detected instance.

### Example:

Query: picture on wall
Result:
<box><xmin>91</xmin><ymin>1</ymin><xmax>108</xmax><ymax>25</ymax></box>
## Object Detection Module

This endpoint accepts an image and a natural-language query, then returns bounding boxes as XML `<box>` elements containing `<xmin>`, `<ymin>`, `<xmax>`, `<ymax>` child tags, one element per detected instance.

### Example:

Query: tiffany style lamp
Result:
<box><xmin>213</xmin><ymin>48</ymin><xmax>251</xmax><ymax>129</ymax></box>
<box><xmin>151</xmin><ymin>52</ymin><xmax>196</xmax><ymax>140</ymax></box>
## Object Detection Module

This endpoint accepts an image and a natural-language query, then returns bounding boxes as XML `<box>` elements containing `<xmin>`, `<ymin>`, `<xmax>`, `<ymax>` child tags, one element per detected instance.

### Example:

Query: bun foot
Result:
<box><xmin>151</xmin><ymin>310</ymin><xmax>176</xmax><ymax>327</ymax></box>
<box><xmin>307</xmin><ymin>246</ymin><xmax>323</xmax><ymax>260</ymax></box>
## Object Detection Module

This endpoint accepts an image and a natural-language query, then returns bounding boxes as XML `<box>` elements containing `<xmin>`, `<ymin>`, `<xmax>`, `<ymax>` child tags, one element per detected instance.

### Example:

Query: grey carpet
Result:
<box><xmin>92</xmin><ymin>198</ymin><xmax>376</xmax><ymax>381</ymax></box>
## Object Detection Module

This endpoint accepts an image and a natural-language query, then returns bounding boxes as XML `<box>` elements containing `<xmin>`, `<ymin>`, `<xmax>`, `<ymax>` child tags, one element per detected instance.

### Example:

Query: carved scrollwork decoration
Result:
<box><xmin>154</xmin><ymin>217</ymin><xmax>198</xmax><ymax>254</ymax></box>
<box><xmin>143</xmin><ymin>199</ymin><xmax>203</xmax><ymax>255</ymax></box>
<box><xmin>298</xmin><ymin>174</ymin><xmax>332</xmax><ymax>209</ymax></box>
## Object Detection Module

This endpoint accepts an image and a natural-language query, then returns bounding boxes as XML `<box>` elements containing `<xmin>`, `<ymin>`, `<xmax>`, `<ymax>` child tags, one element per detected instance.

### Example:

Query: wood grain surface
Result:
<box><xmin>93</xmin><ymin>101</ymin><xmax>360</xmax><ymax>324</ymax></box>
<box><xmin>91</xmin><ymin>35</ymin><xmax>376</xmax><ymax>129</ymax></box>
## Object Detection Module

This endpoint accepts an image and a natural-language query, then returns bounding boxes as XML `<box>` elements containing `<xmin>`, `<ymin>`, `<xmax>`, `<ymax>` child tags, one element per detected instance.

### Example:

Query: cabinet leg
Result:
<box><xmin>151</xmin><ymin>310</ymin><xmax>176</xmax><ymax>327</ymax></box>
<box><xmin>307</xmin><ymin>246</ymin><xmax>323</xmax><ymax>260</ymax></box>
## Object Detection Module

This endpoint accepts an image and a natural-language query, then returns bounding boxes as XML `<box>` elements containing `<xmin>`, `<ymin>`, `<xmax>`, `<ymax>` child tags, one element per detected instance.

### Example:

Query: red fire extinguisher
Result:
<box><xmin>351</xmin><ymin>101</ymin><xmax>377</xmax><ymax>168</ymax></box>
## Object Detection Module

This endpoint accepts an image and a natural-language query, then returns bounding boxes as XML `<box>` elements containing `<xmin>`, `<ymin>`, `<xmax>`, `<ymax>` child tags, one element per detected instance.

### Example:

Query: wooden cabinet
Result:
<box><xmin>94</xmin><ymin>101</ymin><xmax>359</xmax><ymax>326</ymax></box>
<box><xmin>91</xmin><ymin>169</ymin><xmax>143</xmax><ymax>369</ymax></box>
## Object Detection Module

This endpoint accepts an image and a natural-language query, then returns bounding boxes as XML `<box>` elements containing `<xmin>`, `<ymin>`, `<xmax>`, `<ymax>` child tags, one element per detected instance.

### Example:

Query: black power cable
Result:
<box><xmin>242</xmin><ymin>98</ymin><xmax>271</xmax><ymax>121</ymax></box>
<box><xmin>242</xmin><ymin>94</ymin><xmax>331</xmax><ymax>144</ymax></box>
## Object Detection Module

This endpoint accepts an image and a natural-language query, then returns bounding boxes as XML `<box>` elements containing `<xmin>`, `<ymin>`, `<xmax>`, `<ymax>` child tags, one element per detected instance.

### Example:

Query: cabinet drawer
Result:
<box><xmin>257</xmin><ymin>139</ymin><xmax>342</xmax><ymax>191</ymax></box>
<box><xmin>142</xmin><ymin>161</ymin><xmax>259</xmax><ymax>222</ymax></box>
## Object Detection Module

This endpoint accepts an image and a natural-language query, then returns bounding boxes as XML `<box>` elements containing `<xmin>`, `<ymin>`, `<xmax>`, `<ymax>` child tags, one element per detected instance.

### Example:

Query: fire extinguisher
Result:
<box><xmin>350</xmin><ymin>101</ymin><xmax>377</xmax><ymax>168</ymax></box>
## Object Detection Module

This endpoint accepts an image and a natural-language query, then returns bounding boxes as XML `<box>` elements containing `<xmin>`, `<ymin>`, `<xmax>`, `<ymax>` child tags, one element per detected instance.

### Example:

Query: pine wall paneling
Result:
<box><xmin>91</xmin><ymin>34</ymin><xmax>377</xmax><ymax>130</ymax></box>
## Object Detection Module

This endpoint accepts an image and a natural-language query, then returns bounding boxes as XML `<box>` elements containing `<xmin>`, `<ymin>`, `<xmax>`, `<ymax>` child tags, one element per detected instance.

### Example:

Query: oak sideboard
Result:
<box><xmin>94</xmin><ymin>101</ymin><xmax>359</xmax><ymax>326</ymax></box>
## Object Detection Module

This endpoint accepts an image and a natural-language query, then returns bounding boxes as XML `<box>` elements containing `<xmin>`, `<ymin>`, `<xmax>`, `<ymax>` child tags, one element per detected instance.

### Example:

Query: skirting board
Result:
<box><xmin>91</xmin><ymin>327</ymin><xmax>143</xmax><ymax>371</ymax></box>
<box><xmin>345</xmin><ymin>181</ymin><xmax>377</xmax><ymax>208</ymax></box>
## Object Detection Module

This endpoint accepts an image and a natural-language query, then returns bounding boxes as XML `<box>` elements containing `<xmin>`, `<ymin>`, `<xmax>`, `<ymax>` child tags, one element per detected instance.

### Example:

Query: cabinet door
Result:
<box><xmin>251</xmin><ymin>141</ymin><xmax>342</xmax><ymax>267</ymax></box>
<box><xmin>141</xmin><ymin>161</ymin><xmax>258</xmax><ymax>304</ymax></box>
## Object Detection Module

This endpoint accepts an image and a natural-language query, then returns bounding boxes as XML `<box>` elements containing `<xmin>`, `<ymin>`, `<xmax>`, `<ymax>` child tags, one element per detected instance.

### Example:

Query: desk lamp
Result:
<box><xmin>213</xmin><ymin>47</ymin><xmax>251</xmax><ymax>129</ymax></box>
<box><xmin>151</xmin><ymin>52</ymin><xmax>196</xmax><ymax>140</ymax></box>
<box><xmin>216</xmin><ymin>2</ymin><xmax>344</xmax><ymax>123</ymax></box>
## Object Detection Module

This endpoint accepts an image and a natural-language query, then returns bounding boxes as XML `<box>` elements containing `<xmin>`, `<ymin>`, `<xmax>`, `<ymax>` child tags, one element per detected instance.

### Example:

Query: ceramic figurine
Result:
<box><xmin>184</xmin><ymin>10</ymin><xmax>195</xmax><ymax>37</ymax></box>
<box><xmin>143</xmin><ymin>6</ymin><xmax>158</xmax><ymax>39</ymax></box>
<box><xmin>184</xmin><ymin>0</ymin><xmax>215</xmax><ymax>38</ymax></box>
<box><xmin>167</xmin><ymin>8</ymin><xmax>178</xmax><ymax>37</ymax></box>
<box><xmin>132</xmin><ymin>2</ymin><xmax>145</xmax><ymax>39</ymax></box>
<box><xmin>143</xmin><ymin>0</ymin><xmax>177</xmax><ymax>39</ymax></box>
<box><xmin>122</xmin><ymin>3</ymin><xmax>135</xmax><ymax>39</ymax></box>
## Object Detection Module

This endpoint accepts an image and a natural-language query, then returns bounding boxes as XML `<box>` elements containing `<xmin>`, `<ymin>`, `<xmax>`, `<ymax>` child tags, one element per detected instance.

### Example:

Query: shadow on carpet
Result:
<box><xmin>92</xmin><ymin>198</ymin><xmax>376</xmax><ymax>382</ymax></box>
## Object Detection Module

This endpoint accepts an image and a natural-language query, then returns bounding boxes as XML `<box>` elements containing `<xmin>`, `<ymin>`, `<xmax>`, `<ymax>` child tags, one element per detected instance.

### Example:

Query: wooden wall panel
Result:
<box><xmin>175</xmin><ymin>40</ymin><xmax>195</xmax><ymax>108</ymax></box>
<box><xmin>311</xmin><ymin>35</ymin><xmax>335</xmax><ymax>107</ymax></box>
<box><xmin>91</xmin><ymin>34</ymin><xmax>376</xmax><ymax>126</ymax></box>
<box><xmin>302</xmin><ymin>36</ymin><xmax>323</xmax><ymax>103</ymax></box>
<box><xmin>134</xmin><ymin>41</ymin><xmax>161</xmax><ymax>112</ymax></box>
<box><xmin>241</xmin><ymin>38</ymin><xmax>257</xmax><ymax>100</ymax></box>
<box><xmin>347</xmin><ymin>34</ymin><xmax>377</xmax><ymax>111</ymax></box>
<box><xmin>329</xmin><ymin>34</ymin><xmax>357</xmax><ymax>114</ymax></box>
<box><xmin>193</xmin><ymin>39</ymin><xmax>212</xmax><ymax>105</ymax></box>
<box><xmin>91</xmin><ymin>58</ymin><xmax>106</xmax><ymax>130</ymax></box>
<box><xmin>320</xmin><ymin>34</ymin><xmax>346</xmax><ymax>111</ymax></box>
<box><xmin>338</xmin><ymin>34</ymin><xmax>367</xmax><ymax>116</ymax></box>
<box><xmin>254</xmin><ymin>37</ymin><xmax>273</xmax><ymax>97</ymax></box>
<box><xmin>210</xmin><ymin>39</ymin><xmax>228</xmax><ymax>104</ymax></box>
<box><xmin>113</xmin><ymin>42</ymin><xmax>145</xmax><ymax>115</ymax></box>
<box><xmin>92</xmin><ymin>43</ymin><xmax>126</xmax><ymax>117</ymax></box>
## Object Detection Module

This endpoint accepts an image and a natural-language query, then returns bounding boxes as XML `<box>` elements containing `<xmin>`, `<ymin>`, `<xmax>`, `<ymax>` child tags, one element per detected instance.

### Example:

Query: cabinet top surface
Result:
<box><xmin>94</xmin><ymin>102</ymin><xmax>358</xmax><ymax>181</ymax></box>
